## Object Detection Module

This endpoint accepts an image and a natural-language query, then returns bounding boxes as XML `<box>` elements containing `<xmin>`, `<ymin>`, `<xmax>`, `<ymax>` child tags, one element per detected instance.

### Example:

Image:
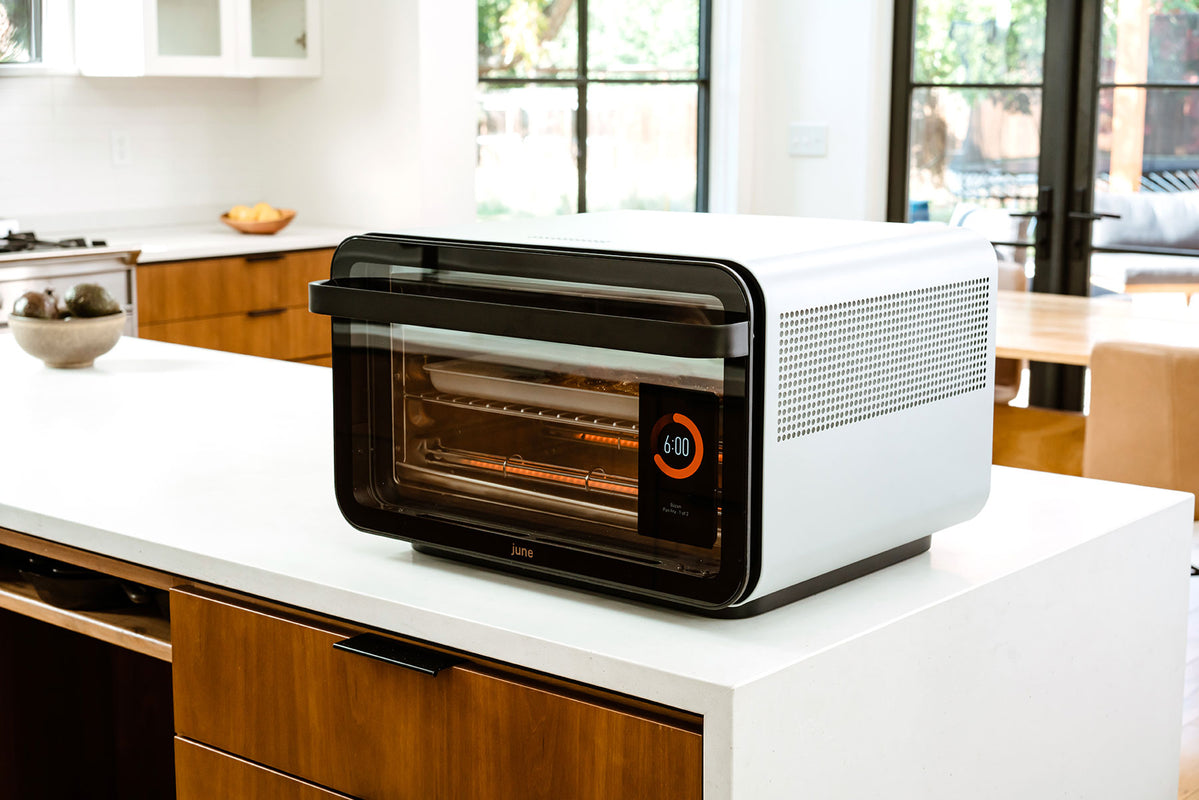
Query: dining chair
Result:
<box><xmin>994</xmin><ymin>261</ymin><xmax>1027</xmax><ymax>404</ymax></box>
<box><xmin>1083</xmin><ymin>341</ymin><xmax>1199</xmax><ymax>523</ymax></box>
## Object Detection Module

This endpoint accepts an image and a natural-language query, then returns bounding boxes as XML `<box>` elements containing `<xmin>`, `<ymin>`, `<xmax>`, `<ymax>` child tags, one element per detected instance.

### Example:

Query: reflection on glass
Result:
<box><xmin>0</xmin><ymin>0</ymin><xmax>36</xmax><ymax>63</ymax></box>
<box><xmin>251</xmin><ymin>0</ymin><xmax>307</xmax><ymax>59</ymax></box>
<box><xmin>478</xmin><ymin>0</ymin><xmax>578</xmax><ymax>79</ymax></box>
<box><xmin>587</xmin><ymin>0</ymin><xmax>699</xmax><ymax>79</ymax></box>
<box><xmin>913</xmin><ymin>0</ymin><xmax>1045</xmax><ymax>84</ymax></box>
<box><xmin>476</xmin><ymin>84</ymin><xmax>579</xmax><ymax>218</ymax></box>
<box><xmin>1100</xmin><ymin>0</ymin><xmax>1199</xmax><ymax>84</ymax></box>
<box><xmin>907</xmin><ymin>86</ymin><xmax>1042</xmax><ymax>224</ymax></box>
<box><xmin>157</xmin><ymin>0</ymin><xmax>221</xmax><ymax>57</ymax></box>
<box><xmin>1094</xmin><ymin>87</ymin><xmax>1199</xmax><ymax>194</ymax></box>
<box><xmin>584</xmin><ymin>83</ymin><xmax>697</xmax><ymax>212</ymax></box>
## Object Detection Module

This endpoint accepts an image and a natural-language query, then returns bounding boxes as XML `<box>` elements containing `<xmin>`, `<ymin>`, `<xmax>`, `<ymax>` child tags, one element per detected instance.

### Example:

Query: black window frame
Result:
<box><xmin>477</xmin><ymin>0</ymin><xmax>712</xmax><ymax>214</ymax></box>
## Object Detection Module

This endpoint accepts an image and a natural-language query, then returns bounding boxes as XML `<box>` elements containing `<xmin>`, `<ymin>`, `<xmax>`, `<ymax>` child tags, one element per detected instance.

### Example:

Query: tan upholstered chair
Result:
<box><xmin>1083</xmin><ymin>341</ymin><xmax>1199</xmax><ymax>521</ymax></box>
<box><xmin>994</xmin><ymin>262</ymin><xmax>1026</xmax><ymax>404</ymax></box>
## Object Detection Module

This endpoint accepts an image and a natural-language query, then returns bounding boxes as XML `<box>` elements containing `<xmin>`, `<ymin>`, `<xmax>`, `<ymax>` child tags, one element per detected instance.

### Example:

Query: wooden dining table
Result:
<box><xmin>996</xmin><ymin>289</ymin><xmax>1199</xmax><ymax>366</ymax></box>
<box><xmin>993</xmin><ymin>289</ymin><xmax>1199</xmax><ymax>478</ymax></box>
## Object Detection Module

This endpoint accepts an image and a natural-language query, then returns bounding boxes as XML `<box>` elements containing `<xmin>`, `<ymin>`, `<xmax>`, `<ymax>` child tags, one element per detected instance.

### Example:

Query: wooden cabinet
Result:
<box><xmin>172</xmin><ymin>587</ymin><xmax>704</xmax><ymax>800</ymax></box>
<box><xmin>0</xmin><ymin>531</ymin><xmax>703</xmax><ymax>799</ymax></box>
<box><xmin>137</xmin><ymin>248</ymin><xmax>333</xmax><ymax>363</ymax></box>
<box><xmin>177</xmin><ymin>739</ymin><xmax>354</xmax><ymax>800</ymax></box>
<box><xmin>75</xmin><ymin>0</ymin><xmax>321</xmax><ymax>77</ymax></box>
<box><xmin>0</xmin><ymin>528</ymin><xmax>179</xmax><ymax>800</ymax></box>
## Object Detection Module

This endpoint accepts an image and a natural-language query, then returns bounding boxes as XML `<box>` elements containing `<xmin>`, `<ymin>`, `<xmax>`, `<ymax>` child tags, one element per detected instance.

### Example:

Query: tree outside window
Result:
<box><xmin>0</xmin><ymin>0</ymin><xmax>39</xmax><ymax>64</ymax></box>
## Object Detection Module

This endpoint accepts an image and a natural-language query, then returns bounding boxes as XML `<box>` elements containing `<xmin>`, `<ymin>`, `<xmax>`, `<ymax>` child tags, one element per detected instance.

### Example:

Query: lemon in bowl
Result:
<box><xmin>221</xmin><ymin>202</ymin><xmax>296</xmax><ymax>234</ymax></box>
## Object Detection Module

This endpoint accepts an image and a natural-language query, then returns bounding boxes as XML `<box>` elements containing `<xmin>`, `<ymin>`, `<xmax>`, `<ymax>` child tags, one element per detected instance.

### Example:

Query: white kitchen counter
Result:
<box><xmin>0</xmin><ymin>335</ymin><xmax>1191</xmax><ymax>798</ymax></box>
<box><xmin>98</xmin><ymin>222</ymin><xmax>362</xmax><ymax>263</ymax></box>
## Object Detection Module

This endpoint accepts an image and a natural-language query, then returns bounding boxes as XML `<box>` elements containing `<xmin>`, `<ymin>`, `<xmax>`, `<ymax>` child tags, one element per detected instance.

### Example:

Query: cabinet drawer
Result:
<box><xmin>172</xmin><ymin>588</ymin><xmax>702</xmax><ymax>800</ymax></box>
<box><xmin>139</xmin><ymin>308</ymin><xmax>330</xmax><ymax>361</ymax></box>
<box><xmin>137</xmin><ymin>249</ymin><xmax>334</xmax><ymax>324</ymax></box>
<box><xmin>177</xmin><ymin>739</ymin><xmax>355</xmax><ymax>800</ymax></box>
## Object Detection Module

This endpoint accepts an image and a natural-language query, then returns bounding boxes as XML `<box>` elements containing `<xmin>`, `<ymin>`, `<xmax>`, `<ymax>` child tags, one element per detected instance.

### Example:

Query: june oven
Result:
<box><xmin>309</xmin><ymin>212</ymin><xmax>996</xmax><ymax>616</ymax></box>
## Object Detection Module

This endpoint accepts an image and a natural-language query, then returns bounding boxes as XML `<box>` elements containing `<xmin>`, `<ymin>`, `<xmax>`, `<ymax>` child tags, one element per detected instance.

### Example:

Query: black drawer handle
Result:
<box><xmin>244</xmin><ymin>253</ymin><xmax>285</xmax><ymax>263</ymax></box>
<box><xmin>333</xmin><ymin>633</ymin><xmax>465</xmax><ymax>676</ymax></box>
<box><xmin>246</xmin><ymin>307</ymin><xmax>287</xmax><ymax>318</ymax></box>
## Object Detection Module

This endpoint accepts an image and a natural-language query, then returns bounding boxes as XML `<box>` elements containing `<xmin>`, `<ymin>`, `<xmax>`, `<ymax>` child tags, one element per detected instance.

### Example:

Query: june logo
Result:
<box><xmin>510</xmin><ymin>543</ymin><xmax>534</xmax><ymax>559</ymax></box>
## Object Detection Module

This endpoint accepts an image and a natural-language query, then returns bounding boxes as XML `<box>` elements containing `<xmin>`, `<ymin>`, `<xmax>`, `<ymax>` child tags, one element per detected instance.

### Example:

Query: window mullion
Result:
<box><xmin>577</xmin><ymin>0</ymin><xmax>589</xmax><ymax>213</ymax></box>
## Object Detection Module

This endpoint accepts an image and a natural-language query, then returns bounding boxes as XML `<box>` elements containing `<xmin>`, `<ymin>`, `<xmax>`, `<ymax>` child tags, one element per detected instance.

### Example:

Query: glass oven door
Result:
<box><xmin>311</xmin><ymin>235</ymin><xmax>756</xmax><ymax>608</ymax></box>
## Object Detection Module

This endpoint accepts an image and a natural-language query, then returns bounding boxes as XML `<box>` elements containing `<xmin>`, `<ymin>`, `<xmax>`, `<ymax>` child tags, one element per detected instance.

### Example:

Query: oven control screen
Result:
<box><xmin>638</xmin><ymin>385</ymin><xmax>719</xmax><ymax>548</ymax></box>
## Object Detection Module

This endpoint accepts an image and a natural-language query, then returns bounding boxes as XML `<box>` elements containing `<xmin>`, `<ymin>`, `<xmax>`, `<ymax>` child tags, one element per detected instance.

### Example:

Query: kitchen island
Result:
<box><xmin>0</xmin><ymin>335</ymin><xmax>1191</xmax><ymax>799</ymax></box>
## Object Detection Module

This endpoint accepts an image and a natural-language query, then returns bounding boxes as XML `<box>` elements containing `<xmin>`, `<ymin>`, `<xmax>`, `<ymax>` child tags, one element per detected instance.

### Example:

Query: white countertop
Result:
<box><xmin>0</xmin><ymin>333</ymin><xmax>1187</xmax><ymax>712</ymax></box>
<box><xmin>1</xmin><ymin>335</ymin><xmax>1193</xmax><ymax>798</ymax></box>
<box><xmin>99</xmin><ymin>222</ymin><xmax>364</xmax><ymax>263</ymax></box>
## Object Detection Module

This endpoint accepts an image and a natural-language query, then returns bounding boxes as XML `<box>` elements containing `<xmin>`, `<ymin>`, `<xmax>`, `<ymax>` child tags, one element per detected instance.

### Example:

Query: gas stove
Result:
<box><xmin>0</xmin><ymin>231</ymin><xmax>140</xmax><ymax>334</ymax></box>
<box><xmin>1</xmin><ymin>232</ymin><xmax>110</xmax><ymax>253</ymax></box>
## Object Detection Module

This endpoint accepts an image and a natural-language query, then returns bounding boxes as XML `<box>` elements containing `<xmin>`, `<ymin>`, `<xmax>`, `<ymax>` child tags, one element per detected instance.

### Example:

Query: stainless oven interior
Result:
<box><xmin>387</xmin><ymin>324</ymin><xmax>727</xmax><ymax>577</ymax></box>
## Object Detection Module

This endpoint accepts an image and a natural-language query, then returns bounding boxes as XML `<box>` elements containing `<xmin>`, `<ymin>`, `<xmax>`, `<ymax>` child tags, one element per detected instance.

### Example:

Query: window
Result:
<box><xmin>0</xmin><ymin>0</ymin><xmax>39</xmax><ymax>64</ymax></box>
<box><xmin>476</xmin><ymin>0</ymin><xmax>710</xmax><ymax>218</ymax></box>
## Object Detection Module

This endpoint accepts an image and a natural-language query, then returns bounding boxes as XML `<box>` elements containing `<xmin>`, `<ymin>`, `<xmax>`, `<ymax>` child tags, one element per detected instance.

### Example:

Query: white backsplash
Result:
<box><xmin>0</xmin><ymin>76</ymin><xmax>264</xmax><ymax>233</ymax></box>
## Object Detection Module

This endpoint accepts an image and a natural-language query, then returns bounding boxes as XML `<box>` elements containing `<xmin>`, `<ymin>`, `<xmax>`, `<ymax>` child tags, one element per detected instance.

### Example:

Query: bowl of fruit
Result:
<box><xmin>7</xmin><ymin>284</ymin><xmax>126</xmax><ymax>369</ymax></box>
<box><xmin>220</xmin><ymin>202</ymin><xmax>295</xmax><ymax>235</ymax></box>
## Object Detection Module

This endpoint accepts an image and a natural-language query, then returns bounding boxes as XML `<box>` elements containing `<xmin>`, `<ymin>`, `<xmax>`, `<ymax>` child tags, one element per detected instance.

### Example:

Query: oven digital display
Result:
<box><xmin>653</xmin><ymin>413</ymin><xmax>703</xmax><ymax>479</ymax></box>
<box><xmin>638</xmin><ymin>385</ymin><xmax>719</xmax><ymax>548</ymax></box>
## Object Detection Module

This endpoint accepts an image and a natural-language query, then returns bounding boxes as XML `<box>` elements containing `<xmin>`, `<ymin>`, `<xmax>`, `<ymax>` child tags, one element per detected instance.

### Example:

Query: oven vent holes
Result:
<box><xmin>776</xmin><ymin>277</ymin><xmax>990</xmax><ymax>441</ymax></box>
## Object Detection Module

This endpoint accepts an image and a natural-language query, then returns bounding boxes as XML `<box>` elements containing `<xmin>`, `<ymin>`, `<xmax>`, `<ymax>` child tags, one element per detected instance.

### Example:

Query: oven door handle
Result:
<box><xmin>308</xmin><ymin>279</ymin><xmax>749</xmax><ymax>359</ymax></box>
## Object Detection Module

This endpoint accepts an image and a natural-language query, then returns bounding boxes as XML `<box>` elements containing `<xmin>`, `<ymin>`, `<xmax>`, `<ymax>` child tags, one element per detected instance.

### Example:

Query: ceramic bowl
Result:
<box><xmin>8</xmin><ymin>311</ymin><xmax>126</xmax><ymax>368</ymax></box>
<box><xmin>220</xmin><ymin>208</ymin><xmax>296</xmax><ymax>235</ymax></box>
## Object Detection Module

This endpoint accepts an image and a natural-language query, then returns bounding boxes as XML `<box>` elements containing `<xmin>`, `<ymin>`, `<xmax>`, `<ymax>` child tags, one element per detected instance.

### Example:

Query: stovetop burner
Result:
<box><xmin>0</xmin><ymin>232</ymin><xmax>108</xmax><ymax>254</ymax></box>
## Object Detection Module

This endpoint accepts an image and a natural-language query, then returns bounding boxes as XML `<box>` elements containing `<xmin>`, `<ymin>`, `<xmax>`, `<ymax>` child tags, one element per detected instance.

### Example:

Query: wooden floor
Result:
<box><xmin>1179</xmin><ymin>533</ymin><xmax>1199</xmax><ymax>799</ymax></box>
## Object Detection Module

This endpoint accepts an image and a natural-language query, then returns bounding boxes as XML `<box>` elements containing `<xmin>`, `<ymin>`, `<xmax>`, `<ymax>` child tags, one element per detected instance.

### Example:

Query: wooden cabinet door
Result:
<box><xmin>136</xmin><ymin>249</ymin><xmax>334</xmax><ymax>324</ymax></box>
<box><xmin>172</xmin><ymin>588</ymin><xmax>703</xmax><ymax>800</ymax></box>
<box><xmin>177</xmin><ymin>739</ymin><xmax>354</xmax><ymax>800</ymax></box>
<box><xmin>138</xmin><ymin>307</ymin><xmax>329</xmax><ymax>361</ymax></box>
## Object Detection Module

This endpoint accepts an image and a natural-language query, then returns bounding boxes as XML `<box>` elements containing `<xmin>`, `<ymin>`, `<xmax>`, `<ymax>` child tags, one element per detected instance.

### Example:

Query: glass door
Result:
<box><xmin>893</xmin><ymin>0</ymin><xmax>1177</xmax><ymax>410</ymax></box>
<box><xmin>310</xmin><ymin>236</ymin><xmax>754</xmax><ymax>606</ymax></box>
<box><xmin>890</xmin><ymin>0</ymin><xmax>1046</xmax><ymax>277</ymax></box>
<box><xmin>1088</xmin><ymin>1</ymin><xmax>1199</xmax><ymax>301</ymax></box>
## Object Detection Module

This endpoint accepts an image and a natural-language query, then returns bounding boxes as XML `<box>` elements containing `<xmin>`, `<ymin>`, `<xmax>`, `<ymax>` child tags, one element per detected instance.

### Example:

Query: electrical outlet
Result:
<box><xmin>110</xmin><ymin>130</ymin><xmax>132</xmax><ymax>167</ymax></box>
<box><xmin>788</xmin><ymin>123</ymin><xmax>828</xmax><ymax>158</ymax></box>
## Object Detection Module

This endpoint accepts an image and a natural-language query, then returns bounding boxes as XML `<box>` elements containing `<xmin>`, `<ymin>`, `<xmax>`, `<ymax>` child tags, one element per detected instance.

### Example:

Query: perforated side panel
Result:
<box><xmin>777</xmin><ymin>278</ymin><xmax>990</xmax><ymax>441</ymax></box>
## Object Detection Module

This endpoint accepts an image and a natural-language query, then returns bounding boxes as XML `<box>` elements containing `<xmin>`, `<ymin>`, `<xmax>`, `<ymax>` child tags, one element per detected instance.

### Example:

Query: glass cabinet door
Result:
<box><xmin>146</xmin><ymin>0</ymin><xmax>237</xmax><ymax>75</ymax></box>
<box><xmin>239</xmin><ymin>0</ymin><xmax>320</xmax><ymax>76</ymax></box>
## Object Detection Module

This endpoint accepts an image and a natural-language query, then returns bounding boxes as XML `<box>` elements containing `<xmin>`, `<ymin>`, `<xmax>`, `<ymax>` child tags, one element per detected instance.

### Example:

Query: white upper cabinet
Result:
<box><xmin>75</xmin><ymin>0</ymin><xmax>321</xmax><ymax>77</ymax></box>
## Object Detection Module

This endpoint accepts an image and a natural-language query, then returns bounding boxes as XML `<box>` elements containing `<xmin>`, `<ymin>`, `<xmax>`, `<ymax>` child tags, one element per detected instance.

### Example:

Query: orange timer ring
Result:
<box><xmin>651</xmin><ymin>413</ymin><xmax>704</xmax><ymax>480</ymax></box>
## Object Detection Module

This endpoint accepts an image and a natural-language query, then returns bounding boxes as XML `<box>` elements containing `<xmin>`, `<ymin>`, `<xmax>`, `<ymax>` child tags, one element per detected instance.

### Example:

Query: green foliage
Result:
<box><xmin>0</xmin><ymin>0</ymin><xmax>34</xmax><ymax>64</ymax></box>
<box><xmin>478</xmin><ymin>0</ymin><xmax>698</xmax><ymax>77</ymax></box>
<box><xmin>478</xmin><ymin>0</ymin><xmax>507</xmax><ymax>55</ymax></box>
<box><xmin>478</xmin><ymin>0</ymin><xmax>577</xmax><ymax>77</ymax></box>
<box><xmin>914</xmin><ymin>0</ymin><xmax>1046</xmax><ymax>85</ymax></box>
<box><xmin>587</xmin><ymin>0</ymin><xmax>698</xmax><ymax>74</ymax></box>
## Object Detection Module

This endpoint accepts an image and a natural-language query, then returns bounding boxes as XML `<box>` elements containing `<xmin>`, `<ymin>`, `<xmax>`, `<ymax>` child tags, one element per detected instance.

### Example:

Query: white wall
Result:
<box><xmin>255</xmin><ymin>0</ymin><xmax>477</xmax><ymax>230</ymax></box>
<box><xmin>1</xmin><ymin>2</ymin><xmax>890</xmax><ymax>233</ymax></box>
<box><xmin>727</xmin><ymin>0</ymin><xmax>894</xmax><ymax>221</ymax></box>
<box><xmin>0</xmin><ymin>76</ymin><xmax>263</xmax><ymax>231</ymax></box>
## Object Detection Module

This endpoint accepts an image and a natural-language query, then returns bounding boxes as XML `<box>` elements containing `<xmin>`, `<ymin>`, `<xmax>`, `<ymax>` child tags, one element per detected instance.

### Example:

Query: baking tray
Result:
<box><xmin>424</xmin><ymin>359</ymin><xmax>639</xmax><ymax>419</ymax></box>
